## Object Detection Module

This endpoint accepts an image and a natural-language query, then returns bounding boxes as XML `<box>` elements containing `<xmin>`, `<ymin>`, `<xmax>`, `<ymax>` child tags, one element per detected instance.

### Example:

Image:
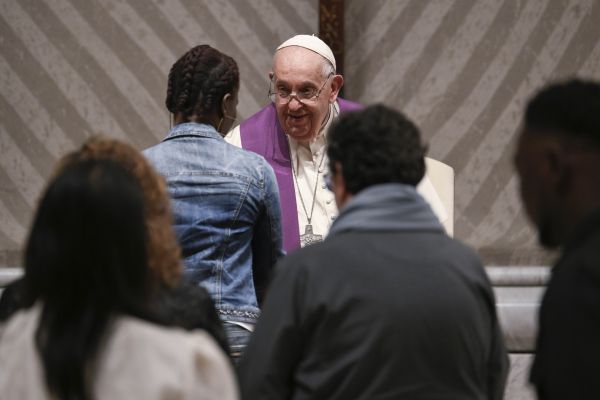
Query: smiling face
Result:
<box><xmin>271</xmin><ymin>47</ymin><xmax>341</xmax><ymax>143</ymax></box>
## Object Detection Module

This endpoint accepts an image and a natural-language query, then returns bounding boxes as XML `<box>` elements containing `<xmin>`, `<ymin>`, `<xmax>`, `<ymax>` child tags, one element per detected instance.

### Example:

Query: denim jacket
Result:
<box><xmin>144</xmin><ymin>123</ymin><xmax>283</xmax><ymax>323</ymax></box>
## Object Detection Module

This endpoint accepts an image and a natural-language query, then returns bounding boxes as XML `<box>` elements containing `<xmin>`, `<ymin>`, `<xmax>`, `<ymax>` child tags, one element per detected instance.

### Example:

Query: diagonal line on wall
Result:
<box><xmin>579</xmin><ymin>40</ymin><xmax>600</xmax><ymax>77</ymax></box>
<box><xmin>551</xmin><ymin>0</ymin><xmax>600</xmax><ymax>79</ymax></box>
<box><xmin>454</xmin><ymin>0</ymin><xmax>593</xmax><ymax>227</ymax></box>
<box><xmin>352</xmin><ymin>0</ymin><xmax>429</xmax><ymax>100</ymax></box>
<box><xmin>365</xmin><ymin>0</ymin><xmax>456</xmax><ymax>103</ymax></box>
<box><xmin>0</xmin><ymin>223</ymin><xmax>20</xmax><ymax>251</ymax></box>
<box><xmin>67</xmin><ymin>1</ymin><xmax>167</xmax><ymax>118</ymax></box>
<box><xmin>499</xmin><ymin>206</ymin><xmax>539</xmax><ymax>248</ymax></box>
<box><xmin>0</xmin><ymin>169</ymin><xmax>29</xmax><ymax>246</ymax></box>
<box><xmin>0</xmin><ymin>95</ymin><xmax>57</xmax><ymax>182</ymax></box>
<box><xmin>467</xmin><ymin>174</ymin><xmax>538</xmax><ymax>248</ymax></box>
<box><xmin>0</xmin><ymin>124</ymin><xmax>45</xmax><ymax>208</ymax></box>
<box><xmin>424</xmin><ymin>0</ymin><xmax>549</xmax><ymax>161</ymax></box>
<box><xmin>97</xmin><ymin>0</ymin><xmax>176</xmax><ymax>74</ymax></box>
<box><xmin>356</xmin><ymin>2</ymin><xmax>452</xmax><ymax>102</ymax></box>
<box><xmin>126</xmin><ymin>1</ymin><xmax>191</xmax><ymax>64</ymax></box>
<box><xmin>43</xmin><ymin>0</ymin><xmax>165</xmax><ymax>146</ymax></box>
<box><xmin>3</xmin><ymin>1</ymin><xmax>130</xmax><ymax>145</ymax></box>
<box><xmin>245</xmin><ymin>0</ymin><xmax>298</xmax><ymax>43</ymax></box>
<box><xmin>462</xmin><ymin>0</ymin><xmax>600</xmax><ymax>242</ymax></box>
<box><xmin>345</xmin><ymin>0</ymin><xmax>411</xmax><ymax>82</ymax></box>
<box><xmin>388</xmin><ymin>0</ymin><xmax>477</xmax><ymax>112</ymax></box>
<box><xmin>271</xmin><ymin>0</ymin><xmax>315</xmax><ymax>36</ymax></box>
<box><xmin>204</xmin><ymin>0</ymin><xmax>274</xmax><ymax>75</ymax></box>
<box><xmin>403</xmin><ymin>0</ymin><xmax>505</xmax><ymax>131</ymax></box>
<box><xmin>0</xmin><ymin>56</ymin><xmax>76</xmax><ymax>159</ymax></box>
<box><xmin>0</xmin><ymin>7</ymin><xmax>99</xmax><ymax>147</ymax></box>
<box><xmin>459</xmin><ymin>131</ymin><xmax>522</xmax><ymax>244</ymax></box>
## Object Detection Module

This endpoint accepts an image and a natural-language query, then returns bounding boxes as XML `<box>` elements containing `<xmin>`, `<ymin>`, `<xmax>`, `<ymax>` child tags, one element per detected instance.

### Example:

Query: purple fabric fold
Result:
<box><xmin>240</xmin><ymin>98</ymin><xmax>363</xmax><ymax>253</ymax></box>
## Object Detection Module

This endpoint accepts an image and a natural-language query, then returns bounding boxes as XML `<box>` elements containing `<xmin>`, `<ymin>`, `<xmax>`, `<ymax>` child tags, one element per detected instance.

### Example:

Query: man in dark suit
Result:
<box><xmin>515</xmin><ymin>79</ymin><xmax>600</xmax><ymax>399</ymax></box>
<box><xmin>239</xmin><ymin>104</ymin><xmax>508</xmax><ymax>400</ymax></box>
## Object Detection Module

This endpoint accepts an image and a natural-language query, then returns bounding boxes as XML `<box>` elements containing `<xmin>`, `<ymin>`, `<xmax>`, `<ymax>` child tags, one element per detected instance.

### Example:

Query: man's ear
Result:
<box><xmin>333</xmin><ymin>161</ymin><xmax>352</xmax><ymax>207</ymax></box>
<box><xmin>268</xmin><ymin>71</ymin><xmax>274</xmax><ymax>81</ymax></box>
<box><xmin>329</xmin><ymin>75</ymin><xmax>344</xmax><ymax>103</ymax></box>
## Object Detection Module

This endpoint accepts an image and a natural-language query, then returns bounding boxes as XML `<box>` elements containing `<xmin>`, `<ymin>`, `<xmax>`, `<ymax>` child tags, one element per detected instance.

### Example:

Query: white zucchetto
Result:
<box><xmin>276</xmin><ymin>34</ymin><xmax>336</xmax><ymax>71</ymax></box>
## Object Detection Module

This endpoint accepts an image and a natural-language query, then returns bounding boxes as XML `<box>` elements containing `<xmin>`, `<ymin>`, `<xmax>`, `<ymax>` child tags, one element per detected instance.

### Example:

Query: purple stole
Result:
<box><xmin>240</xmin><ymin>98</ymin><xmax>363</xmax><ymax>253</ymax></box>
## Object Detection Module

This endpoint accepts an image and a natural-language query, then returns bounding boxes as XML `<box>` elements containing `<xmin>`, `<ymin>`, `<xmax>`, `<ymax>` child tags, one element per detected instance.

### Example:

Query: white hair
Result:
<box><xmin>321</xmin><ymin>60</ymin><xmax>335</xmax><ymax>78</ymax></box>
<box><xmin>272</xmin><ymin>48</ymin><xmax>337</xmax><ymax>80</ymax></box>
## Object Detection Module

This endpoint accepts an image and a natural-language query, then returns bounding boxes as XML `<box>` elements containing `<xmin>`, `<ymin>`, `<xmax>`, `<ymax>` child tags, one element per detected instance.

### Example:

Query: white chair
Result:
<box><xmin>420</xmin><ymin>158</ymin><xmax>454</xmax><ymax>236</ymax></box>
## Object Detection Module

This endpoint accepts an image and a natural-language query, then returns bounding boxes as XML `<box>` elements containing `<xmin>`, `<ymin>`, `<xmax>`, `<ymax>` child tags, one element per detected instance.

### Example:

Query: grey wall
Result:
<box><xmin>0</xmin><ymin>0</ymin><xmax>318</xmax><ymax>267</ymax></box>
<box><xmin>1</xmin><ymin>0</ymin><xmax>599</xmax><ymax>269</ymax></box>
<box><xmin>346</xmin><ymin>0</ymin><xmax>600</xmax><ymax>265</ymax></box>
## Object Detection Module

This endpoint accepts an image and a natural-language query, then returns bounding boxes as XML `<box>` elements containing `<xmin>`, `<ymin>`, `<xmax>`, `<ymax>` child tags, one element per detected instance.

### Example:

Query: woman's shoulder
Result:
<box><xmin>96</xmin><ymin>315</ymin><xmax>239</xmax><ymax>400</ymax></box>
<box><xmin>0</xmin><ymin>303</ymin><xmax>39</xmax><ymax>345</ymax></box>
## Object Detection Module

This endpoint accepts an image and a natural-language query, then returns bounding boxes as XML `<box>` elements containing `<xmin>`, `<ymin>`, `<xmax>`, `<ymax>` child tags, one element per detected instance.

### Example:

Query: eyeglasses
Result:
<box><xmin>268</xmin><ymin>73</ymin><xmax>333</xmax><ymax>105</ymax></box>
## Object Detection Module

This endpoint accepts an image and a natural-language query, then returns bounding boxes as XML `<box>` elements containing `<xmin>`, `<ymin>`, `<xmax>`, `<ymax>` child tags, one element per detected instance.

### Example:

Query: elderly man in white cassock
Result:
<box><xmin>227</xmin><ymin>34</ymin><xmax>450</xmax><ymax>253</ymax></box>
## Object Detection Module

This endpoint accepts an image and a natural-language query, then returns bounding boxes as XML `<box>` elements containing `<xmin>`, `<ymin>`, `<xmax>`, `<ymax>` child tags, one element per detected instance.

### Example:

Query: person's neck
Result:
<box><xmin>558</xmin><ymin>185</ymin><xmax>600</xmax><ymax>247</ymax></box>
<box><xmin>555</xmin><ymin>206</ymin><xmax>600</xmax><ymax>254</ymax></box>
<box><xmin>173</xmin><ymin>112</ymin><xmax>218</xmax><ymax>130</ymax></box>
<box><xmin>295</xmin><ymin>138</ymin><xmax>312</xmax><ymax>149</ymax></box>
<box><xmin>288</xmin><ymin>131</ymin><xmax>322</xmax><ymax>148</ymax></box>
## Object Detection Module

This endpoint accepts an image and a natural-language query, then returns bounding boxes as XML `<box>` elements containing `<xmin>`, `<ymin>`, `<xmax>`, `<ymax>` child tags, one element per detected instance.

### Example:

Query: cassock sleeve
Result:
<box><xmin>238</xmin><ymin>256</ymin><xmax>307</xmax><ymax>399</ymax></box>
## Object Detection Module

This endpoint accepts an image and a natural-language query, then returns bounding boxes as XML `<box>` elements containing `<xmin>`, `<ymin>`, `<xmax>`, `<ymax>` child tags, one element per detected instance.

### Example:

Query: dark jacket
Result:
<box><xmin>530</xmin><ymin>209</ymin><xmax>600</xmax><ymax>399</ymax></box>
<box><xmin>239</xmin><ymin>184</ymin><xmax>508</xmax><ymax>400</ymax></box>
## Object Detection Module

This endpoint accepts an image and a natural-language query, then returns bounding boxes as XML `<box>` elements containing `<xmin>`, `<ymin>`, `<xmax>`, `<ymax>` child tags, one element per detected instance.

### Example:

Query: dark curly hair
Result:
<box><xmin>525</xmin><ymin>78</ymin><xmax>600</xmax><ymax>148</ymax></box>
<box><xmin>166</xmin><ymin>45</ymin><xmax>239</xmax><ymax>119</ymax></box>
<box><xmin>327</xmin><ymin>104</ymin><xmax>426</xmax><ymax>194</ymax></box>
<box><xmin>58</xmin><ymin>137</ymin><xmax>182</xmax><ymax>290</ymax></box>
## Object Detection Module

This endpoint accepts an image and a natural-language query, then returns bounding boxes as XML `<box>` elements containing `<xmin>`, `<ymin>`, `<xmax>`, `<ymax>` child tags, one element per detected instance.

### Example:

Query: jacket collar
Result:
<box><xmin>162</xmin><ymin>122</ymin><xmax>223</xmax><ymax>142</ymax></box>
<box><xmin>328</xmin><ymin>183</ymin><xmax>444</xmax><ymax>238</ymax></box>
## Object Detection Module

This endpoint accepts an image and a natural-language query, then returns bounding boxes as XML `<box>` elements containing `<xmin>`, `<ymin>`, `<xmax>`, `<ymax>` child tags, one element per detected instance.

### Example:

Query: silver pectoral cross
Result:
<box><xmin>300</xmin><ymin>224</ymin><xmax>323</xmax><ymax>247</ymax></box>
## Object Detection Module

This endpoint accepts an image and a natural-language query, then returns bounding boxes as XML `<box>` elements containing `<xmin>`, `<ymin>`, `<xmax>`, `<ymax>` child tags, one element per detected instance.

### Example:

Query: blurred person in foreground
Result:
<box><xmin>515</xmin><ymin>79</ymin><xmax>600</xmax><ymax>399</ymax></box>
<box><xmin>0</xmin><ymin>157</ymin><xmax>237</xmax><ymax>399</ymax></box>
<box><xmin>239</xmin><ymin>104</ymin><xmax>508</xmax><ymax>399</ymax></box>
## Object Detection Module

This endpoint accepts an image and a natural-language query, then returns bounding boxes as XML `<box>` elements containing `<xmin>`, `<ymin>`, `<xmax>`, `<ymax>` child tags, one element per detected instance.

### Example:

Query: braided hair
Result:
<box><xmin>166</xmin><ymin>45</ymin><xmax>239</xmax><ymax>120</ymax></box>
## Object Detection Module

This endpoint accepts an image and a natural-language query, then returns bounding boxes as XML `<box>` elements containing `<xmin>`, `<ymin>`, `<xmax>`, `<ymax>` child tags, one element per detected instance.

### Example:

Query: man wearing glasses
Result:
<box><xmin>227</xmin><ymin>35</ymin><xmax>446</xmax><ymax>253</ymax></box>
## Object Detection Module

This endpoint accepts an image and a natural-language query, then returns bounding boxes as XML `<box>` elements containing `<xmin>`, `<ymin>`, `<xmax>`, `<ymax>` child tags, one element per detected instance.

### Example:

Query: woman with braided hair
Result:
<box><xmin>144</xmin><ymin>45</ymin><xmax>284</xmax><ymax>361</ymax></box>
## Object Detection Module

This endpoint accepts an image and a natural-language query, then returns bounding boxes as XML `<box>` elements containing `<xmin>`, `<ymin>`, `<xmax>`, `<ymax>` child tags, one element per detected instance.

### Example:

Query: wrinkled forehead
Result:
<box><xmin>273</xmin><ymin>46</ymin><xmax>329</xmax><ymax>79</ymax></box>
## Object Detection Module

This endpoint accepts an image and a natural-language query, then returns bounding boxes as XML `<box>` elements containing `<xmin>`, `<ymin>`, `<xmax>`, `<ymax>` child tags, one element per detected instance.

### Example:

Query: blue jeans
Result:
<box><xmin>223</xmin><ymin>322</ymin><xmax>252</xmax><ymax>363</ymax></box>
